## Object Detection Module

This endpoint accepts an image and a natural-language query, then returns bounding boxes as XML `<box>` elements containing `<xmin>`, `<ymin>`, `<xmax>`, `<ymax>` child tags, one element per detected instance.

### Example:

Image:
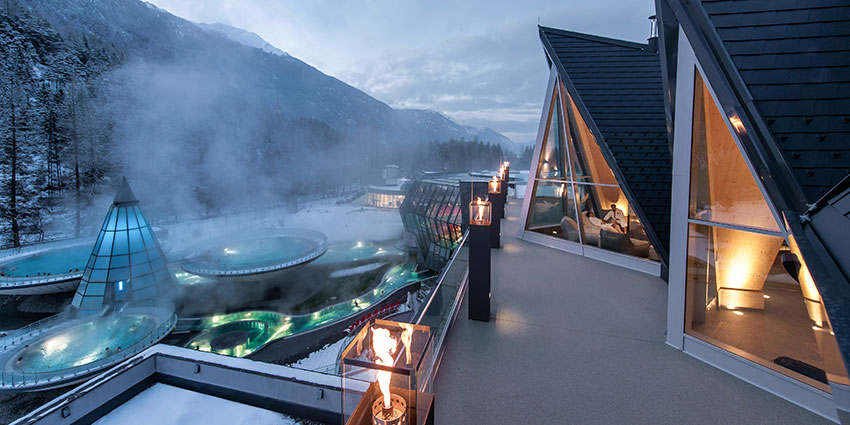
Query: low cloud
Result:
<box><xmin>147</xmin><ymin>0</ymin><xmax>656</xmax><ymax>144</ymax></box>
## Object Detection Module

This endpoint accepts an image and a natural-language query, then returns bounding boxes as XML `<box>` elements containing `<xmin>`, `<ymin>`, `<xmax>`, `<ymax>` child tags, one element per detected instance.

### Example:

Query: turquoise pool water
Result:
<box><xmin>0</xmin><ymin>244</ymin><xmax>91</xmax><ymax>277</ymax></box>
<box><xmin>10</xmin><ymin>314</ymin><xmax>157</xmax><ymax>373</ymax></box>
<box><xmin>313</xmin><ymin>241</ymin><xmax>402</xmax><ymax>265</ymax></box>
<box><xmin>190</xmin><ymin>237</ymin><xmax>318</xmax><ymax>269</ymax></box>
<box><xmin>187</xmin><ymin>262</ymin><xmax>433</xmax><ymax>357</ymax></box>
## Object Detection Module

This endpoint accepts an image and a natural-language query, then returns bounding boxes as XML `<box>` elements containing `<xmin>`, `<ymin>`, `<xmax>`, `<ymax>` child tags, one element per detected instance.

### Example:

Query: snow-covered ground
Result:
<box><xmin>93</xmin><ymin>383</ymin><xmax>308</xmax><ymax>425</ymax></box>
<box><xmin>288</xmin><ymin>303</ymin><xmax>413</xmax><ymax>374</ymax></box>
<box><xmin>289</xmin><ymin>337</ymin><xmax>348</xmax><ymax>374</ymax></box>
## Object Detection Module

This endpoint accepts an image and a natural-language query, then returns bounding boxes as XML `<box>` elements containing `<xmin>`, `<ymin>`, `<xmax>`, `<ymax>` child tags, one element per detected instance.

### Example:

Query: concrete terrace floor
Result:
<box><xmin>433</xmin><ymin>200</ymin><xmax>830</xmax><ymax>425</ymax></box>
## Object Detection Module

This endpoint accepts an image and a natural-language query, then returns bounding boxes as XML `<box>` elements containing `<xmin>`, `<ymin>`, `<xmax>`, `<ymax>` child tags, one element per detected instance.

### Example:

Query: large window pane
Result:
<box><xmin>536</xmin><ymin>91</ymin><xmax>567</xmax><ymax>179</ymax></box>
<box><xmin>562</xmin><ymin>85</ymin><xmax>618</xmax><ymax>186</ymax></box>
<box><xmin>574</xmin><ymin>184</ymin><xmax>657</xmax><ymax>260</ymax></box>
<box><xmin>689</xmin><ymin>72</ymin><xmax>779</xmax><ymax>232</ymax></box>
<box><xmin>526</xmin><ymin>181</ymin><xmax>580</xmax><ymax>242</ymax></box>
<box><xmin>685</xmin><ymin>223</ymin><xmax>847</xmax><ymax>390</ymax></box>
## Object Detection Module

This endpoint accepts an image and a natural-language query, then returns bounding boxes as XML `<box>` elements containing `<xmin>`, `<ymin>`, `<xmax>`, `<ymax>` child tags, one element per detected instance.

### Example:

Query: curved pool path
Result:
<box><xmin>184</xmin><ymin>263</ymin><xmax>433</xmax><ymax>357</ymax></box>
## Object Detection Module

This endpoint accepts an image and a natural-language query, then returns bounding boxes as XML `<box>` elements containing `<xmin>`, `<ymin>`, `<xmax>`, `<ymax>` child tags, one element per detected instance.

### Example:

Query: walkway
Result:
<box><xmin>434</xmin><ymin>200</ymin><xmax>829</xmax><ymax>424</ymax></box>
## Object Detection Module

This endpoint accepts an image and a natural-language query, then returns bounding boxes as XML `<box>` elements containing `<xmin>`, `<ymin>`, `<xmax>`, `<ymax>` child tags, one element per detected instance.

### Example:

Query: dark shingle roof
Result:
<box><xmin>539</xmin><ymin>26</ymin><xmax>672</xmax><ymax>260</ymax></box>
<box><xmin>701</xmin><ymin>0</ymin><xmax>850</xmax><ymax>202</ymax></box>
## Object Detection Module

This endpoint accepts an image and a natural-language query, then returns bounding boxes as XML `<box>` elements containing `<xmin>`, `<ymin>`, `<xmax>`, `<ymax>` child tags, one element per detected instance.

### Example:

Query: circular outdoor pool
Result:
<box><xmin>0</xmin><ymin>243</ymin><xmax>91</xmax><ymax>278</ymax></box>
<box><xmin>181</xmin><ymin>230</ymin><xmax>327</xmax><ymax>278</ymax></box>
<box><xmin>10</xmin><ymin>314</ymin><xmax>157</xmax><ymax>373</ymax></box>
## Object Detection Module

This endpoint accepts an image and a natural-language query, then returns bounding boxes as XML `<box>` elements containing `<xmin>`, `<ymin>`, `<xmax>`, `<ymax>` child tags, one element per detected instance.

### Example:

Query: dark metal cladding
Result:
<box><xmin>700</xmin><ymin>0</ymin><xmax>850</xmax><ymax>202</ymax></box>
<box><xmin>539</xmin><ymin>26</ymin><xmax>673</xmax><ymax>263</ymax></box>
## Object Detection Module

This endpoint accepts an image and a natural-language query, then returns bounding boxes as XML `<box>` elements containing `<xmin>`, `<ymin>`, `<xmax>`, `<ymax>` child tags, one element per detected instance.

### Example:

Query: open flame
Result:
<box><xmin>372</xmin><ymin>327</ymin><xmax>398</xmax><ymax>409</ymax></box>
<box><xmin>473</xmin><ymin>196</ymin><xmax>487</xmax><ymax>222</ymax></box>
<box><xmin>399</xmin><ymin>323</ymin><xmax>414</xmax><ymax>364</ymax></box>
<box><xmin>489</xmin><ymin>175</ymin><xmax>500</xmax><ymax>193</ymax></box>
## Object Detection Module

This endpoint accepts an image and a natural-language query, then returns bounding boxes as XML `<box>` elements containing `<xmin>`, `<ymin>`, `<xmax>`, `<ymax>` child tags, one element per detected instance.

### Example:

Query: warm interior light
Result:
<box><xmin>729</xmin><ymin>115</ymin><xmax>746</xmax><ymax>134</ymax></box>
<box><xmin>399</xmin><ymin>323</ymin><xmax>413</xmax><ymax>365</ymax></box>
<box><xmin>714</xmin><ymin>228</ymin><xmax>781</xmax><ymax>310</ymax></box>
<box><xmin>371</xmin><ymin>327</ymin><xmax>398</xmax><ymax>409</ymax></box>
<box><xmin>763</xmin><ymin>295</ymin><xmax>770</xmax><ymax>299</ymax></box>
<box><xmin>787</xmin><ymin>234</ymin><xmax>828</xmax><ymax>326</ymax></box>
<box><xmin>733</xmin><ymin>311</ymin><xmax>744</xmax><ymax>316</ymax></box>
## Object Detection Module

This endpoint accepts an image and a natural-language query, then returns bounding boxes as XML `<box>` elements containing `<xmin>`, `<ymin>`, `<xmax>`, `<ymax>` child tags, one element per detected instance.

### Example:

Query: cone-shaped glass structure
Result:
<box><xmin>72</xmin><ymin>177</ymin><xmax>174</xmax><ymax>314</ymax></box>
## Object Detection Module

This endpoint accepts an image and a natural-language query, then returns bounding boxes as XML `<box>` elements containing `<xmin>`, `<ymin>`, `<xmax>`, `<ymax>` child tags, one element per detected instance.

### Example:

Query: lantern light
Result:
<box><xmin>488</xmin><ymin>176</ymin><xmax>500</xmax><ymax>194</ymax></box>
<box><xmin>469</xmin><ymin>197</ymin><xmax>491</xmax><ymax>226</ymax></box>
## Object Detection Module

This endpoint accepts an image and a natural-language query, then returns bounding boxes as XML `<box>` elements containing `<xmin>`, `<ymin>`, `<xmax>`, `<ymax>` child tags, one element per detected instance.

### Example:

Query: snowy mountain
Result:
<box><xmin>0</xmin><ymin>0</ymin><xmax>520</xmax><ymax>246</ymax></box>
<box><xmin>196</xmin><ymin>22</ymin><xmax>288</xmax><ymax>57</ymax></box>
<box><xmin>16</xmin><ymin>0</ymin><xmax>512</xmax><ymax>147</ymax></box>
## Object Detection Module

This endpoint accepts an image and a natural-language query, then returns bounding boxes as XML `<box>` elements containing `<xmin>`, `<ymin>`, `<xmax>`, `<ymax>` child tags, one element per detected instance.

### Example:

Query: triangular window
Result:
<box><xmin>525</xmin><ymin>78</ymin><xmax>657</xmax><ymax>261</ymax></box>
<box><xmin>536</xmin><ymin>90</ymin><xmax>568</xmax><ymax>179</ymax></box>
<box><xmin>562</xmin><ymin>83</ymin><xmax>618</xmax><ymax>186</ymax></box>
<box><xmin>688</xmin><ymin>72</ymin><xmax>780</xmax><ymax>232</ymax></box>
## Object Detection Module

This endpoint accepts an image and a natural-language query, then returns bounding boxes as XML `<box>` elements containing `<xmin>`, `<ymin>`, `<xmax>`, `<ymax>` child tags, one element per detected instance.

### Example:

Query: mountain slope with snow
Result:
<box><xmin>196</xmin><ymin>22</ymin><xmax>288</xmax><ymax>56</ymax></box>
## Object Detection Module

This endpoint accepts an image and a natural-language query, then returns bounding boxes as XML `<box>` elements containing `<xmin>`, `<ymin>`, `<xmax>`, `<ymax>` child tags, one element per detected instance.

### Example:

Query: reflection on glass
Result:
<box><xmin>399</xmin><ymin>180</ymin><xmax>463</xmax><ymax>271</ymax></box>
<box><xmin>574</xmin><ymin>184</ymin><xmax>656</xmax><ymax>260</ymax></box>
<box><xmin>537</xmin><ymin>92</ymin><xmax>567</xmax><ymax>179</ymax></box>
<box><xmin>685</xmin><ymin>223</ymin><xmax>847</xmax><ymax>390</ymax></box>
<box><xmin>689</xmin><ymin>72</ymin><xmax>779</xmax><ymax>231</ymax></box>
<box><xmin>562</xmin><ymin>84</ymin><xmax>618</xmax><ymax>185</ymax></box>
<box><xmin>526</xmin><ymin>181</ymin><xmax>579</xmax><ymax>242</ymax></box>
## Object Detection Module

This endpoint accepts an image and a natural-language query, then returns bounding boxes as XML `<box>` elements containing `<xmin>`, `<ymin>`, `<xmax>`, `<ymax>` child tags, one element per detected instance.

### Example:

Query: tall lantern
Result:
<box><xmin>468</xmin><ymin>197</ymin><xmax>492</xmax><ymax>321</ymax></box>
<box><xmin>488</xmin><ymin>177</ymin><xmax>503</xmax><ymax>249</ymax></box>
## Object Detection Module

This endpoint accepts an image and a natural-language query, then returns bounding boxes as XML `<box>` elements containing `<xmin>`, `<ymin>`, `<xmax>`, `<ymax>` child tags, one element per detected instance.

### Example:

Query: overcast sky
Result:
<box><xmin>146</xmin><ymin>0</ymin><xmax>655</xmax><ymax>144</ymax></box>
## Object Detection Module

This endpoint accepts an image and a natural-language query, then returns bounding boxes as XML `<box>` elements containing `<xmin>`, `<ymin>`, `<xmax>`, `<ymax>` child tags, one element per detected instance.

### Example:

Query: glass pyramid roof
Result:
<box><xmin>72</xmin><ymin>177</ymin><xmax>174</xmax><ymax>314</ymax></box>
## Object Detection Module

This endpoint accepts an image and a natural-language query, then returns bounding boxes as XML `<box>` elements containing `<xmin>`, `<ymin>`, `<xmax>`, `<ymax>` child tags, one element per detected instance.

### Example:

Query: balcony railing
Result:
<box><xmin>413</xmin><ymin>231</ymin><xmax>469</xmax><ymax>392</ymax></box>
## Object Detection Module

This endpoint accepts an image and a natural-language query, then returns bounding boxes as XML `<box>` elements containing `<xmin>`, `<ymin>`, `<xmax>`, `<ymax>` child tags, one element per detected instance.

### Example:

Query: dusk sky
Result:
<box><xmin>146</xmin><ymin>0</ymin><xmax>655</xmax><ymax>144</ymax></box>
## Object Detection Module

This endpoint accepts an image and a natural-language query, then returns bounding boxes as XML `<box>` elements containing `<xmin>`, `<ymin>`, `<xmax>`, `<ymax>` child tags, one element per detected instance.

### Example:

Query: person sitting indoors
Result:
<box><xmin>603</xmin><ymin>203</ymin><xmax>627</xmax><ymax>233</ymax></box>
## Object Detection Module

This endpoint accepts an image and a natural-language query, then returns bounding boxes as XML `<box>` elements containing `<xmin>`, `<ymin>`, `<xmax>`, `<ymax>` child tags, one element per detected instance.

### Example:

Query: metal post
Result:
<box><xmin>489</xmin><ymin>193</ymin><xmax>503</xmax><ymax>249</ymax></box>
<box><xmin>499</xmin><ymin>178</ymin><xmax>507</xmax><ymax>219</ymax></box>
<box><xmin>468</xmin><ymin>222</ymin><xmax>491</xmax><ymax>322</ymax></box>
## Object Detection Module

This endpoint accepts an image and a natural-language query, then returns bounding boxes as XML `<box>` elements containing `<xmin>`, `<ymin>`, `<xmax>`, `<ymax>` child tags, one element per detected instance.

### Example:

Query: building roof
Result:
<box><xmin>539</xmin><ymin>26</ymin><xmax>672</xmax><ymax>264</ymax></box>
<box><xmin>113</xmin><ymin>176</ymin><xmax>139</xmax><ymax>206</ymax></box>
<box><xmin>700</xmin><ymin>0</ymin><xmax>850</xmax><ymax>202</ymax></box>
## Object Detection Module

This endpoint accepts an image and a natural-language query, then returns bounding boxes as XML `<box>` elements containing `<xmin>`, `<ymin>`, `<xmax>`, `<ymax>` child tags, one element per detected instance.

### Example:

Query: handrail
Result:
<box><xmin>180</xmin><ymin>229</ymin><xmax>328</xmax><ymax>275</ymax></box>
<box><xmin>0</xmin><ymin>271</ymin><xmax>83</xmax><ymax>287</ymax></box>
<box><xmin>415</xmin><ymin>231</ymin><xmax>468</xmax><ymax>325</ymax></box>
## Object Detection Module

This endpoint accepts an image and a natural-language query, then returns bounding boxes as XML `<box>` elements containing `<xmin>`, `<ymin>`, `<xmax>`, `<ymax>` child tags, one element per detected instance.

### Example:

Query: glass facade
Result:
<box><xmin>72</xmin><ymin>197</ymin><xmax>174</xmax><ymax>314</ymax></box>
<box><xmin>525</xmin><ymin>79</ymin><xmax>657</xmax><ymax>261</ymax></box>
<box><xmin>400</xmin><ymin>176</ymin><xmax>463</xmax><ymax>271</ymax></box>
<box><xmin>683</xmin><ymin>71</ymin><xmax>847</xmax><ymax>390</ymax></box>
